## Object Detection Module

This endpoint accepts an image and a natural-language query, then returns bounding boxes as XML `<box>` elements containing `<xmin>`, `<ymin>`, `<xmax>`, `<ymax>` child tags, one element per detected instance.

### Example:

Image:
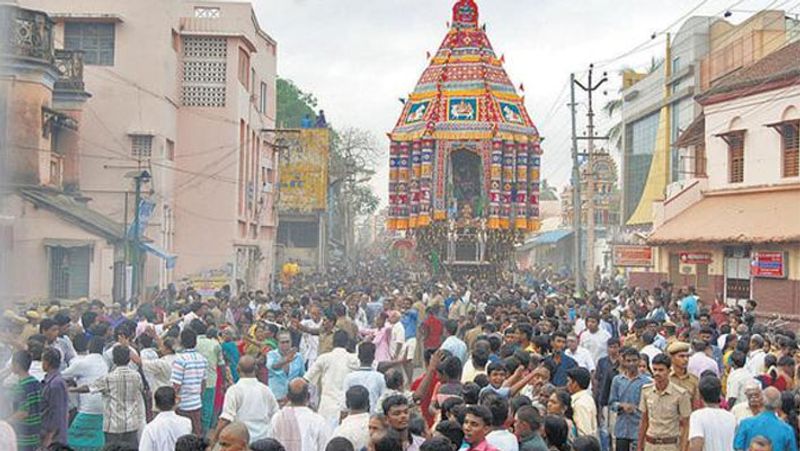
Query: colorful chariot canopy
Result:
<box><xmin>391</xmin><ymin>0</ymin><xmax>540</xmax><ymax>143</ymax></box>
<box><xmin>387</xmin><ymin>0</ymin><xmax>543</xmax><ymax>232</ymax></box>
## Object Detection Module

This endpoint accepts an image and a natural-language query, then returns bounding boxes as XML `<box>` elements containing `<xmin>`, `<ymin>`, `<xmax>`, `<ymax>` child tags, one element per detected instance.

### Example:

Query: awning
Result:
<box><xmin>674</xmin><ymin>113</ymin><xmax>704</xmax><ymax>148</ymax></box>
<box><xmin>140</xmin><ymin>242</ymin><xmax>177</xmax><ymax>269</ymax></box>
<box><xmin>648</xmin><ymin>186</ymin><xmax>800</xmax><ymax>245</ymax></box>
<box><xmin>518</xmin><ymin>229</ymin><xmax>573</xmax><ymax>251</ymax></box>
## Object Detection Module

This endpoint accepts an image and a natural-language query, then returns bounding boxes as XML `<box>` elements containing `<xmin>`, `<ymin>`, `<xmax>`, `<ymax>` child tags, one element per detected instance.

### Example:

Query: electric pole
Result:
<box><xmin>573</xmin><ymin>65</ymin><xmax>607</xmax><ymax>294</ymax></box>
<box><xmin>569</xmin><ymin>73</ymin><xmax>582</xmax><ymax>296</ymax></box>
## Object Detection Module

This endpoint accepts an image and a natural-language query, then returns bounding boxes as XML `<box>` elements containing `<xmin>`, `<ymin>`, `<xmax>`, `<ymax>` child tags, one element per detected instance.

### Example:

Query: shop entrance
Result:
<box><xmin>724</xmin><ymin>246</ymin><xmax>751</xmax><ymax>306</ymax></box>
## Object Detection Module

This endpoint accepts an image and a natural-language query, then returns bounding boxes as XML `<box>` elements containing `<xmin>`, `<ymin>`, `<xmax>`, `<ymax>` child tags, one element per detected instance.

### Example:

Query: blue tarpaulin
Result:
<box><xmin>517</xmin><ymin>229</ymin><xmax>573</xmax><ymax>252</ymax></box>
<box><xmin>532</xmin><ymin>229</ymin><xmax>573</xmax><ymax>245</ymax></box>
<box><xmin>140</xmin><ymin>241</ymin><xmax>177</xmax><ymax>269</ymax></box>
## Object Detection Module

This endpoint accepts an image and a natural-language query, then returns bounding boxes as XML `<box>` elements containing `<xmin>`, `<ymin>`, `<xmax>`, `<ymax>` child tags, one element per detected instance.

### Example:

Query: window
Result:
<box><xmin>182</xmin><ymin>36</ymin><xmax>227</xmax><ymax>107</ymax></box>
<box><xmin>694</xmin><ymin>145</ymin><xmax>707</xmax><ymax>177</ymax></box>
<box><xmin>238</xmin><ymin>48</ymin><xmax>250</xmax><ymax>88</ymax></box>
<box><xmin>131</xmin><ymin>135</ymin><xmax>153</xmax><ymax>158</ymax></box>
<box><xmin>49</xmin><ymin>246</ymin><xmax>90</xmax><ymax>299</ymax></box>
<box><xmin>782</xmin><ymin>121</ymin><xmax>799</xmax><ymax>177</ymax></box>
<box><xmin>49</xmin><ymin>155</ymin><xmax>63</xmax><ymax>187</ymax></box>
<box><xmin>194</xmin><ymin>7</ymin><xmax>220</xmax><ymax>18</ymax></box>
<box><xmin>64</xmin><ymin>22</ymin><xmax>115</xmax><ymax>66</ymax></box>
<box><xmin>723</xmin><ymin>132</ymin><xmax>745</xmax><ymax>183</ymax></box>
<box><xmin>251</xmin><ymin>68</ymin><xmax>256</xmax><ymax>93</ymax></box>
<box><xmin>260</xmin><ymin>82</ymin><xmax>268</xmax><ymax>114</ymax></box>
<box><xmin>166</xmin><ymin>139</ymin><xmax>175</xmax><ymax>161</ymax></box>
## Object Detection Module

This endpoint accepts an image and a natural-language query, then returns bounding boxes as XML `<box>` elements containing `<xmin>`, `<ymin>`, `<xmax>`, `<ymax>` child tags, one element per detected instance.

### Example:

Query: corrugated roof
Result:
<box><xmin>19</xmin><ymin>187</ymin><xmax>124</xmax><ymax>242</ymax></box>
<box><xmin>648</xmin><ymin>186</ymin><xmax>800</xmax><ymax>245</ymax></box>
<box><xmin>698</xmin><ymin>40</ymin><xmax>800</xmax><ymax>105</ymax></box>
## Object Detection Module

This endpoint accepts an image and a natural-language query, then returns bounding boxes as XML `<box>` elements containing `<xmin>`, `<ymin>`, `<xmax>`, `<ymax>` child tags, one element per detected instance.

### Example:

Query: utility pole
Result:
<box><xmin>569</xmin><ymin>73</ymin><xmax>582</xmax><ymax>296</ymax></box>
<box><xmin>130</xmin><ymin>170</ymin><xmax>150</xmax><ymax>304</ymax></box>
<box><xmin>573</xmin><ymin>65</ymin><xmax>607</xmax><ymax>294</ymax></box>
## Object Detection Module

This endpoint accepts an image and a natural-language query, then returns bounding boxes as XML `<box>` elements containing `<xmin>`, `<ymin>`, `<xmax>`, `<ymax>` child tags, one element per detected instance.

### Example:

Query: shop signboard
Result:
<box><xmin>612</xmin><ymin>245</ymin><xmax>653</xmax><ymax>267</ymax></box>
<box><xmin>751</xmin><ymin>251</ymin><xmax>787</xmax><ymax>279</ymax></box>
<box><xmin>680</xmin><ymin>252</ymin><xmax>712</xmax><ymax>265</ymax></box>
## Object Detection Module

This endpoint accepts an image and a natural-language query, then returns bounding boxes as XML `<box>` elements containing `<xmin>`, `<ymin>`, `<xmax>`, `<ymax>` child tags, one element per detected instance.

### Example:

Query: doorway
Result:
<box><xmin>724</xmin><ymin>246</ymin><xmax>751</xmax><ymax>306</ymax></box>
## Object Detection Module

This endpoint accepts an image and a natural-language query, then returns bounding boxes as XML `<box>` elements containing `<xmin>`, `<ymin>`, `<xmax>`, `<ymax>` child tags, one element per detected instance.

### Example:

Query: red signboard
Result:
<box><xmin>751</xmin><ymin>252</ymin><xmax>787</xmax><ymax>279</ymax></box>
<box><xmin>680</xmin><ymin>252</ymin><xmax>713</xmax><ymax>265</ymax></box>
<box><xmin>612</xmin><ymin>245</ymin><xmax>653</xmax><ymax>267</ymax></box>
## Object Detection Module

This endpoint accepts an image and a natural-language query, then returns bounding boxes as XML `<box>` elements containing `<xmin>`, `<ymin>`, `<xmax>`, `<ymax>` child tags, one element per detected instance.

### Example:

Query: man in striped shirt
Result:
<box><xmin>10</xmin><ymin>350</ymin><xmax>42</xmax><ymax>451</ymax></box>
<box><xmin>73</xmin><ymin>345</ymin><xmax>145</xmax><ymax>448</ymax></box>
<box><xmin>171</xmin><ymin>328</ymin><xmax>208</xmax><ymax>435</ymax></box>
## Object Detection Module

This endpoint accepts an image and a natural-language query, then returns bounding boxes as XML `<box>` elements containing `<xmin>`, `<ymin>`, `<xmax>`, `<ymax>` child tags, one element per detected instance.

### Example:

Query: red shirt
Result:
<box><xmin>411</xmin><ymin>372</ymin><xmax>439</xmax><ymax>427</ymax></box>
<box><xmin>422</xmin><ymin>315</ymin><xmax>443</xmax><ymax>349</ymax></box>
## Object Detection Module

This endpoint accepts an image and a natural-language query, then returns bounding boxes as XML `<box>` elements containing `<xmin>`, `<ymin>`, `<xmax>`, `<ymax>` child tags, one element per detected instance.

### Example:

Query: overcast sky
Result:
<box><xmin>254</xmin><ymin>0</ymin><xmax>784</xmax><ymax>204</ymax></box>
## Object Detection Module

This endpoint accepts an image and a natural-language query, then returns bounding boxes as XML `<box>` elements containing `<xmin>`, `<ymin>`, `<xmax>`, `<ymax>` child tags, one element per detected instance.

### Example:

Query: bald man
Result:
<box><xmin>218</xmin><ymin>422</ymin><xmax>249</xmax><ymax>451</ymax></box>
<box><xmin>213</xmin><ymin>355</ymin><xmax>279</xmax><ymax>446</ymax></box>
<box><xmin>271</xmin><ymin>378</ymin><xmax>331</xmax><ymax>450</ymax></box>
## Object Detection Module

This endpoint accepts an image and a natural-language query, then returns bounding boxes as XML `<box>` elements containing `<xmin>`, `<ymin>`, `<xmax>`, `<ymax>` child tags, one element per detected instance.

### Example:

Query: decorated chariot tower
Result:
<box><xmin>387</xmin><ymin>0</ymin><xmax>543</xmax><ymax>267</ymax></box>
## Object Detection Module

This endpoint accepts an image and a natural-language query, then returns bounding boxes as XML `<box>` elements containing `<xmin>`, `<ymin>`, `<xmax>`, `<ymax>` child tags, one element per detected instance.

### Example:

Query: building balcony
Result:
<box><xmin>0</xmin><ymin>5</ymin><xmax>54</xmax><ymax>64</ymax></box>
<box><xmin>1</xmin><ymin>6</ymin><xmax>86</xmax><ymax>94</ymax></box>
<box><xmin>53</xmin><ymin>49</ymin><xmax>85</xmax><ymax>93</ymax></box>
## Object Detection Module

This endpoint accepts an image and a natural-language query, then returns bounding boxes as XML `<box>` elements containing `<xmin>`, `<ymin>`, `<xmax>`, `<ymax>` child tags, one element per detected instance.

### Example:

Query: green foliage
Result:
<box><xmin>348</xmin><ymin>183</ymin><xmax>380</xmax><ymax>216</ymax></box>
<box><xmin>276</xmin><ymin>78</ymin><xmax>318</xmax><ymax>129</ymax></box>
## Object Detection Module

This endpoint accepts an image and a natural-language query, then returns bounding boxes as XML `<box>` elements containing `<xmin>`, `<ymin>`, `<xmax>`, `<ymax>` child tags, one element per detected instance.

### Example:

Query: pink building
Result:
<box><xmin>0</xmin><ymin>4</ymin><xmax>123</xmax><ymax>305</ymax></box>
<box><xmin>19</xmin><ymin>0</ymin><xmax>280</xmax><ymax>297</ymax></box>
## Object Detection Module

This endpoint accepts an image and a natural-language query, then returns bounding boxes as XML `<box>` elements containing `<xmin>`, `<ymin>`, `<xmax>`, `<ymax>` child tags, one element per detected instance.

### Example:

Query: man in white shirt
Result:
<box><xmin>304</xmin><ymin>330</ymin><xmax>360</xmax><ymax>426</ymax></box>
<box><xmin>62</xmin><ymin>336</ymin><xmax>108</xmax><ymax>449</ymax></box>
<box><xmin>746</xmin><ymin>335</ymin><xmax>767</xmax><ymax>376</ymax></box>
<box><xmin>331</xmin><ymin>385</ymin><xmax>371</xmax><ymax>450</ymax></box>
<box><xmin>567</xmin><ymin>367</ymin><xmax>597</xmax><ymax>437</ymax></box>
<box><xmin>299</xmin><ymin>305</ymin><xmax>323</xmax><ymax>369</ymax></box>
<box><xmin>139</xmin><ymin>387</ymin><xmax>192</xmax><ymax>451</ymax></box>
<box><xmin>389</xmin><ymin>311</ymin><xmax>406</xmax><ymax>361</ymax></box>
<box><xmin>579</xmin><ymin>313</ymin><xmax>611</xmax><ymax>367</ymax></box>
<box><xmin>213</xmin><ymin>355</ymin><xmax>279</xmax><ymax>445</ymax></box>
<box><xmin>640</xmin><ymin>332</ymin><xmax>663</xmax><ymax>367</ymax></box>
<box><xmin>566</xmin><ymin>334</ymin><xmax>595</xmax><ymax>372</ymax></box>
<box><xmin>726</xmin><ymin>351</ymin><xmax>754</xmax><ymax>407</ymax></box>
<box><xmin>272</xmin><ymin>378</ymin><xmax>332</xmax><ymax>451</ymax></box>
<box><xmin>342</xmin><ymin>342</ymin><xmax>386</xmax><ymax>414</ymax></box>
<box><xmin>484</xmin><ymin>396</ymin><xmax>519</xmax><ymax>451</ymax></box>
<box><xmin>139</xmin><ymin>337</ymin><xmax>179</xmax><ymax>395</ymax></box>
<box><xmin>689</xmin><ymin>375</ymin><xmax>736</xmax><ymax>451</ymax></box>
<box><xmin>732</xmin><ymin>381</ymin><xmax>764</xmax><ymax>424</ymax></box>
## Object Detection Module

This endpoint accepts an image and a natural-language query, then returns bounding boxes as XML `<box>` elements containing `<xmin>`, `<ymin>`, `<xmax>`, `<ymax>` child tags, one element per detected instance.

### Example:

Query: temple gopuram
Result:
<box><xmin>387</xmin><ymin>0</ymin><xmax>543</xmax><ymax>269</ymax></box>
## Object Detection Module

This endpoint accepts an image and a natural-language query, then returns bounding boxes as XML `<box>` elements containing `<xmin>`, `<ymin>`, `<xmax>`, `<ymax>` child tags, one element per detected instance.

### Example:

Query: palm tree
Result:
<box><xmin>602</xmin><ymin>59</ymin><xmax>663</xmax><ymax>153</ymax></box>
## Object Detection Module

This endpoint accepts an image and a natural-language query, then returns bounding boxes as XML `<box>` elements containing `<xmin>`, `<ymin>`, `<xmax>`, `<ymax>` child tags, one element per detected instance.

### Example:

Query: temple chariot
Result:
<box><xmin>387</xmin><ymin>0</ymin><xmax>543</xmax><ymax>272</ymax></box>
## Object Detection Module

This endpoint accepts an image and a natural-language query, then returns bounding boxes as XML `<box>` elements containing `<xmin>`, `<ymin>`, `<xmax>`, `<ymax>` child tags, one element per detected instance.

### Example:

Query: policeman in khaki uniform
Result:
<box><xmin>667</xmin><ymin>341</ymin><xmax>701</xmax><ymax>409</ymax></box>
<box><xmin>637</xmin><ymin>353</ymin><xmax>691</xmax><ymax>451</ymax></box>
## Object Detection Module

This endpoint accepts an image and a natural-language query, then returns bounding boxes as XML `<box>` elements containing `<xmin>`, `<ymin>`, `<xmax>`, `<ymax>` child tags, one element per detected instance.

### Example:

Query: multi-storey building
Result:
<box><xmin>648</xmin><ymin>41</ymin><xmax>800</xmax><ymax>313</ymax></box>
<box><xmin>1</xmin><ymin>5</ymin><xmax>125</xmax><ymax>304</ymax></box>
<box><xmin>18</xmin><ymin>0</ymin><xmax>280</xmax><ymax>297</ymax></box>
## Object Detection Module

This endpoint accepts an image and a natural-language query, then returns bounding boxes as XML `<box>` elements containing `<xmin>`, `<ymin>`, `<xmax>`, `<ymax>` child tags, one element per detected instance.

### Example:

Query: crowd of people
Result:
<box><xmin>0</xmin><ymin>260</ymin><xmax>798</xmax><ymax>451</ymax></box>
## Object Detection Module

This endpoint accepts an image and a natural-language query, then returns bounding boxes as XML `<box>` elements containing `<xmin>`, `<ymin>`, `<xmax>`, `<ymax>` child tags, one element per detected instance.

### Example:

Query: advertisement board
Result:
<box><xmin>751</xmin><ymin>251</ymin><xmax>787</xmax><ymax>279</ymax></box>
<box><xmin>277</xmin><ymin>129</ymin><xmax>330</xmax><ymax>212</ymax></box>
<box><xmin>612</xmin><ymin>245</ymin><xmax>654</xmax><ymax>267</ymax></box>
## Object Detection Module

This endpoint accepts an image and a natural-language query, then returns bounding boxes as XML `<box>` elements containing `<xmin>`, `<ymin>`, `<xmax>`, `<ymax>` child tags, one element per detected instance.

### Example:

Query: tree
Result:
<box><xmin>330</xmin><ymin>127</ymin><xmax>381</xmax><ymax>217</ymax></box>
<box><xmin>602</xmin><ymin>59</ymin><xmax>663</xmax><ymax>152</ymax></box>
<box><xmin>276</xmin><ymin>78</ymin><xmax>317</xmax><ymax>129</ymax></box>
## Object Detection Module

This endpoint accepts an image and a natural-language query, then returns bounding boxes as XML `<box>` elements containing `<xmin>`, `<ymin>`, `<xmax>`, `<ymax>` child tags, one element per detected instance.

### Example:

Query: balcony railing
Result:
<box><xmin>0</xmin><ymin>5</ymin><xmax>54</xmax><ymax>63</ymax></box>
<box><xmin>54</xmin><ymin>49</ymin><xmax>85</xmax><ymax>93</ymax></box>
